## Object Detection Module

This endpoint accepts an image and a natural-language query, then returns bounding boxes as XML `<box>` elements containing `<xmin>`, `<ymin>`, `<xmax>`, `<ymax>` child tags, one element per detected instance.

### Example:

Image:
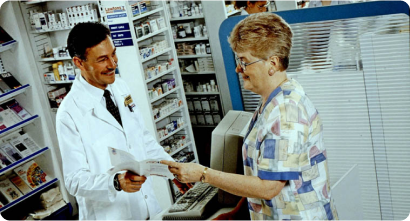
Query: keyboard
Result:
<box><xmin>162</xmin><ymin>182</ymin><xmax>219</xmax><ymax>220</ymax></box>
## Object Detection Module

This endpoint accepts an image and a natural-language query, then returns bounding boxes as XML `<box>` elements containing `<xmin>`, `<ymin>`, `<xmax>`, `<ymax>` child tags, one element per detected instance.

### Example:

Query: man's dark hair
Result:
<box><xmin>67</xmin><ymin>22</ymin><xmax>111</xmax><ymax>60</ymax></box>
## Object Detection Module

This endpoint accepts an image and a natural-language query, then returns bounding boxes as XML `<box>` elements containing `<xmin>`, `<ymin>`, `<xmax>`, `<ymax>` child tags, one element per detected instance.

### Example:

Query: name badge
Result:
<box><xmin>124</xmin><ymin>95</ymin><xmax>133</xmax><ymax>106</ymax></box>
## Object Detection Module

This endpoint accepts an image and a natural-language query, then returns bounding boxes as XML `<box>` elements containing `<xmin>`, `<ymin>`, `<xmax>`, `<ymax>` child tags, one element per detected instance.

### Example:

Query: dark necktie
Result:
<box><xmin>103</xmin><ymin>90</ymin><xmax>122</xmax><ymax>127</ymax></box>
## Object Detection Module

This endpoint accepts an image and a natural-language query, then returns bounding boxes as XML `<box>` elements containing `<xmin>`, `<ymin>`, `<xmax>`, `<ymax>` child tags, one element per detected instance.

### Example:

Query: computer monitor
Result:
<box><xmin>210</xmin><ymin>110</ymin><xmax>252</xmax><ymax>205</ymax></box>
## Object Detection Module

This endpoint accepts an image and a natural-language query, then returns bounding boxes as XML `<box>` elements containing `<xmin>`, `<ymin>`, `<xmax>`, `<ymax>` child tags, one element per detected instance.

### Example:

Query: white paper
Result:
<box><xmin>107</xmin><ymin>147</ymin><xmax>173</xmax><ymax>179</ymax></box>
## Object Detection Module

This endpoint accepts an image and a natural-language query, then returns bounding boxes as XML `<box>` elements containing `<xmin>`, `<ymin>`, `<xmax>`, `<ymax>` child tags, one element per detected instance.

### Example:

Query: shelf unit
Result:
<box><xmin>97</xmin><ymin>0</ymin><xmax>200</xmax><ymax>208</ymax></box>
<box><xmin>13</xmin><ymin>0</ymin><xmax>103</xmax><ymax>218</ymax></box>
<box><xmin>0</xmin><ymin>23</ymin><xmax>64</xmax><ymax>215</ymax></box>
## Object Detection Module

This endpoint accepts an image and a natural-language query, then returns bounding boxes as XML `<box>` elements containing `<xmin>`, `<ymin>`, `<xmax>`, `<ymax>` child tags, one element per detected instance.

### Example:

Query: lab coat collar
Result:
<box><xmin>71</xmin><ymin>74</ymin><xmax>127</xmax><ymax>133</ymax></box>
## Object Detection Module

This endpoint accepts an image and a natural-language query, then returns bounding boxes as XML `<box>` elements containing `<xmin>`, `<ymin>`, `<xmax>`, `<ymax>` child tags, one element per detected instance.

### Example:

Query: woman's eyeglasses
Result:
<box><xmin>257</xmin><ymin>1</ymin><xmax>271</xmax><ymax>10</ymax></box>
<box><xmin>235</xmin><ymin>54</ymin><xmax>264</xmax><ymax>71</ymax></box>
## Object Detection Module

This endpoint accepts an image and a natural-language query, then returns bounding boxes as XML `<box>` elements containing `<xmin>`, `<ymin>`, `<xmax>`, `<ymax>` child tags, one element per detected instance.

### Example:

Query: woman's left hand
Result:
<box><xmin>161</xmin><ymin>160</ymin><xmax>205</xmax><ymax>183</ymax></box>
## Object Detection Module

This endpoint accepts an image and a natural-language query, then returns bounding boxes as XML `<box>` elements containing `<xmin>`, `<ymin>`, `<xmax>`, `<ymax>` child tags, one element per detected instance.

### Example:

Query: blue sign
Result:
<box><xmin>111</xmin><ymin>31</ymin><xmax>132</xmax><ymax>39</ymax></box>
<box><xmin>107</xmin><ymin>13</ymin><xmax>127</xmax><ymax>19</ymax></box>
<box><xmin>109</xmin><ymin>23</ymin><xmax>130</xmax><ymax>32</ymax></box>
<box><xmin>113</xmin><ymin>39</ymin><xmax>133</xmax><ymax>47</ymax></box>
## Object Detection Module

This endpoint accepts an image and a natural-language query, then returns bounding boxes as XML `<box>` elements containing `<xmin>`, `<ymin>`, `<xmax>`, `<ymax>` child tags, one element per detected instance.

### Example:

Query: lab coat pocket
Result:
<box><xmin>93</xmin><ymin>195</ymin><xmax>132</xmax><ymax>220</ymax></box>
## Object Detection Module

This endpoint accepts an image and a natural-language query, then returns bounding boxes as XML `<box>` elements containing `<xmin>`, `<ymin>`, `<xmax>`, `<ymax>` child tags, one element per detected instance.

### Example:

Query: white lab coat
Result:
<box><xmin>56</xmin><ymin>74</ymin><xmax>174</xmax><ymax>220</ymax></box>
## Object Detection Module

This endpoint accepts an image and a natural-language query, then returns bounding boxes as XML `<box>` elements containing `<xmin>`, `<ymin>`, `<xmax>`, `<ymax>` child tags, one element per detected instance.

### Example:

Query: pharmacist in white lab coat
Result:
<box><xmin>56</xmin><ymin>22</ymin><xmax>189</xmax><ymax>220</ymax></box>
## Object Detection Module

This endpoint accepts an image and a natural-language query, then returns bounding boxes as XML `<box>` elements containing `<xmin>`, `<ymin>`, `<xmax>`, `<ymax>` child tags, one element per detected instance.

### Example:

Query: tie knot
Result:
<box><xmin>103</xmin><ymin>90</ymin><xmax>111</xmax><ymax>98</ymax></box>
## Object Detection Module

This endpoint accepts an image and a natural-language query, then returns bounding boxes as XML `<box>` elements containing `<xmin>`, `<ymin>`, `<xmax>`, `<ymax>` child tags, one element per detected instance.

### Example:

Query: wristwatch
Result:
<box><xmin>113</xmin><ymin>173</ymin><xmax>122</xmax><ymax>191</ymax></box>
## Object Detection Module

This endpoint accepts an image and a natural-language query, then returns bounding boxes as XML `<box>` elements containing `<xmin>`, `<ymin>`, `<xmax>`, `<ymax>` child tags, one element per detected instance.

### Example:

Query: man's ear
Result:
<box><xmin>247</xmin><ymin>1</ymin><xmax>254</xmax><ymax>8</ymax></box>
<box><xmin>73</xmin><ymin>57</ymin><xmax>86</xmax><ymax>71</ymax></box>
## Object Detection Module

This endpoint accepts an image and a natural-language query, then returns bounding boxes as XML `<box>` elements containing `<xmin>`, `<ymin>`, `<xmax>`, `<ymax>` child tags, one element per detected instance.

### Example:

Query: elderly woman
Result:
<box><xmin>162</xmin><ymin>13</ymin><xmax>338</xmax><ymax>220</ymax></box>
<box><xmin>234</xmin><ymin>0</ymin><xmax>270</xmax><ymax>15</ymax></box>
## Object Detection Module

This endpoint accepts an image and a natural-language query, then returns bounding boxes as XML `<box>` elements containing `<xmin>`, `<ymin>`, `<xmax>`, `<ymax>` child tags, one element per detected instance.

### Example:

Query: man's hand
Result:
<box><xmin>172</xmin><ymin>179</ymin><xmax>193</xmax><ymax>194</ymax></box>
<box><xmin>213</xmin><ymin>211</ymin><xmax>236</xmax><ymax>220</ymax></box>
<box><xmin>118</xmin><ymin>171</ymin><xmax>147</xmax><ymax>193</ymax></box>
<box><xmin>213</xmin><ymin>197</ymin><xmax>250</xmax><ymax>220</ymax></box>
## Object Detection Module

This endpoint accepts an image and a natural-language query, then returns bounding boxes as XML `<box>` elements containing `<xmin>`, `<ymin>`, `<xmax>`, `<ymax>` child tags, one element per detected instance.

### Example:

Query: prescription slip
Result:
<box><xmin>107</xmin><ymin>147</ymin><xmax>173</xmax><ymax>179</ymax></box>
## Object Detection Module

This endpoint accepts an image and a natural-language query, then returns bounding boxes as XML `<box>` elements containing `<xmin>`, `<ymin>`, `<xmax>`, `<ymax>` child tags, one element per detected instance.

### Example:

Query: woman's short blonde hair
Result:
<box><xmin>228</xmin><ymin>13</ymin><xmax>293</xmax><ymax>71</ymax></box>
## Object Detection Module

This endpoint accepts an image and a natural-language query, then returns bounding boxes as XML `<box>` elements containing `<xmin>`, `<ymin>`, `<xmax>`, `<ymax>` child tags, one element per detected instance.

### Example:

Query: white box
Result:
<box><xmin>149</xmin><ymin>19</ymin><xmax>159</xmax><ymax>32</ymax></box>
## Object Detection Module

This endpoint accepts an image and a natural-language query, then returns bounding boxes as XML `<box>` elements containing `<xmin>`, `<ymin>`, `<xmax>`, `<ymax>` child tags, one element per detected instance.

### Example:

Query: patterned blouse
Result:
<box><xmin>242</xmin><ymin>78</ymin><xmax>338</xmax><ymax>220</ymax></box>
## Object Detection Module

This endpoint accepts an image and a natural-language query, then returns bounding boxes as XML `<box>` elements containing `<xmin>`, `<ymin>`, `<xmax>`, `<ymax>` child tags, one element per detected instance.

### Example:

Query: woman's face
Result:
<box><xmin>235</xmin><ymin>51</ymin><xmax>270</xmax><ymax>95</ymax></box>
<box><xmin>247</xmin><ymin>1</ymin><xmax>269</xmax><ymax>14</ymax></box>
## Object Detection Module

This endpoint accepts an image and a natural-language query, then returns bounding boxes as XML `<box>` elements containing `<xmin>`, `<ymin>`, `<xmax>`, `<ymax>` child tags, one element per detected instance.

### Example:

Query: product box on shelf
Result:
<box><xmin>9</xmin><ymin>173</ymin><xmax>32</xmax><ymax>195</ymax></box>
<box><xmin>0</xmin><ymin>108</ymin><xmax>22</xmax><ymax>131</ymax></box>
<box><xmin>0</xmin><ymin>178</ymin><xmax>22</xmax><ymax>203</ymax></box>
<box><xmin>3</xmin><ymin>99</ymin><xmax>32</xmax><ymax>121</ymax></box>
<box><xmin>0</xmin><ymin>72</ymin><xmax>22</xmax><ymax>90</ymax></box>
<box><xmin>0</xmin><ymin>149</ymin><xmax>13</xmax><ymax>168</ymax></box>
<box><xmin>0</xmin><ymin>142</ymin><xmax>22</xmax><ymax>162</ymax></box>
<box><xmin>14</xmin><ymin>160</ymin><xmax>51</xmax><ymax>189</ymax></box>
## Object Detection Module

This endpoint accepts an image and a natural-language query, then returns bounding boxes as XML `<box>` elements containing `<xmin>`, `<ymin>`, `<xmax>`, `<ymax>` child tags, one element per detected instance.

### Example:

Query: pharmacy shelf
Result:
<box><xmin>146</xmin><ymin>66</ymin><xmax>177</xmax><ymax>84</ymax></box>
<box><xmin>150</xmin><ymin>86</ymin><xmax>180</xmax><ymax>103</ymax></box>
<box><xmin>0</xmin><ymin>178</ymin><xmax>59</xmax><ymax>212</ymax></box>
<box><xmin>185</xmin><ymin>91</ymin><xmax>219</xmax><ymax>95</ymax></box>
<box><xmin>174</xmin><ymin>37</ymin><xmax>208</xmax><ymax>42</ymax></box>
<box><xmin>0</xmin><ymin>84</ymin><xmax>30</xmax><ymax>104</ymax></box>
<box><xmin>181</xmin><ymin>71</ymin><xmax>215</xmax><ymax>75</ymax></box>
<box><xmin>227</xmin><ymin>9</ymin><xmax>241</xmax><ymax>17</ymax></box>
<box><xmin>137</xmin><ymin>27</ymin><xmax>169</xmax><ymax>43</ymax></box>
<box><xmin>141</xmin><ymin>47</ymin><xmax>172</xmax><ymax>63</ymax></box>
<box><xmin>159</xmin><ymin>125</ymin><xmax>187</xmax><ymax>143</ymax></box>
<box><xmin>132</xmin><ymin>7</ymin><xmax>164</xmax><ymax>21</ymax></box>
<box><xmin>154</xmin><ymin>105</ymin><xmax>185</xmax><ymax>123</ymax></box>
<box><xmin>170</xmin><ymin>15</ymin><xmax>204</xmax><ymax>21</ymax></box>
<box><xmin>169</xmin><ymin>141</ymin><xmax>192</xmax><ymax>157</ymax></box>
<box><xmin>31</xmin><ymin>27</ymin><xmax>71</xmax><ymax>34</ymax></box>
<box><xmin>0</xmin><ymin>147</ymin><xmax>50</xmax><ymax>174</ymax></box>
<box><xmin>0</xmin><ymin>115</ymin><xmax>39</xmax><ymax>138</ymax></box>
<box><xmin>38</xmin><ymin>57</ymin><xmax>72</xmax><ymax>62</ymax></box>
<box><xmin>44</xmin><ymin>80</ymin><xmax>74</xmax><ymax>85</ymax></box>
<box><xmin>177</xmin><ymin>54</ymin><xmax>212</xmax><ymax>59</ymax></box>
<box><xmin>24</xmin><ymin>0</ymin><xmax>50</xmax><ymax>4</ymax></box>
<box><xmin>0</xmin><ymin>40</ymin><xmax>17</xmax><ymax>53</ymax></box>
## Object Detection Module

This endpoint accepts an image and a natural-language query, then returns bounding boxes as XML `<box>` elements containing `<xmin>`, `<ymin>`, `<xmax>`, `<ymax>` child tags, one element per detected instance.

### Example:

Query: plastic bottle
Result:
<box><xmin>169</xmin><ymin>1</ymin><xmax>180</xmax><ymax>18</ymax></box>
<box><xmin>195</xmin><ymin>44</ymin><xmax>200</xmax><ymax>54</ymax></box>
<box><xmin>200</xmin><ymin>43</ymin><xmax>206</xmax><ymax>55</ymax></box>
<box><xmin>206</xmin><ymin>43</ymin><xmax>211</xmax><ymax>54</ymax></box>
<box><xmin>203</xmin><ymin>26</ymin><xmax>208</xmax><ymax>38</ymax></box>
<box><xmin>183</xmin><ymin>4</ymin><xmax>188</xmax><ymax>16</ymax></box>
<box><xmin>199</xmin><ymin>3</ymin><xmax>203</xmax><ymax>14</ymax></box>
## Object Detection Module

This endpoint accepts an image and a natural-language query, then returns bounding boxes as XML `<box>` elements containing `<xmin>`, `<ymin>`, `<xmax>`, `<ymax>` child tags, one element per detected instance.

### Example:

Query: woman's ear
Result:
<box><xmin>269</xmin><ymin>56</ymin><xmax>281</xmax><ymax>71</ymax></box>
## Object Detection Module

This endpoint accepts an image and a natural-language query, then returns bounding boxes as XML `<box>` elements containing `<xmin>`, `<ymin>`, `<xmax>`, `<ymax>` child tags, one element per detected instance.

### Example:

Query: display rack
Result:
<box><xmin>168</xmin><ymin>0</ymin><xmax>225</xmax><ymax>133</ymax></box>
<box><xmin>12</xmin><ymin>0</ymin><xmax>103</xmax><ymax>218</ymax></box>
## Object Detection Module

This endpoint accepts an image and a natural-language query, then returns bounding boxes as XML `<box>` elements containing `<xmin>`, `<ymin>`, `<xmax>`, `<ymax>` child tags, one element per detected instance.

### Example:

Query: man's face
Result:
<box><xmin>79</xmin><ymin>36</ymin><xmax>118</xmax><ymax>90</ymax></box>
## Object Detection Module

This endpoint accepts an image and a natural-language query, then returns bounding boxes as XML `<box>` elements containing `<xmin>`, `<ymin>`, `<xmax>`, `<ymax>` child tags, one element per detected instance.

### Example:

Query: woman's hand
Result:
<box><xmin>118</xmin><ymin>171</ymin><xmax>147</xmax><ymax>193</ymax></box>
<box><xmin>161</xmin><ymin>160</ymin><xmax>205</xmax><ymax>183</ymax></box>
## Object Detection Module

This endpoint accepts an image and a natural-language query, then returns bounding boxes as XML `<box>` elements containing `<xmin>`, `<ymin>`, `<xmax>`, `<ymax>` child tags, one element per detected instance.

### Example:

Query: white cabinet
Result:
<box><xmin>0</xmin><ymin>1</ymin><xmax>73</xmax><ymax>219</ymax></box>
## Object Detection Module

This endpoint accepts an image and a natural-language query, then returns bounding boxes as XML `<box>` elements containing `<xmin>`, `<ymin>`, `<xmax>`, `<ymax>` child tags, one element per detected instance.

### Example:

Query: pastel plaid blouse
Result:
<box><xmin>243</xmin><ymin>79</ymin><xmax>338</xmax><ymax>220</ymax></box>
